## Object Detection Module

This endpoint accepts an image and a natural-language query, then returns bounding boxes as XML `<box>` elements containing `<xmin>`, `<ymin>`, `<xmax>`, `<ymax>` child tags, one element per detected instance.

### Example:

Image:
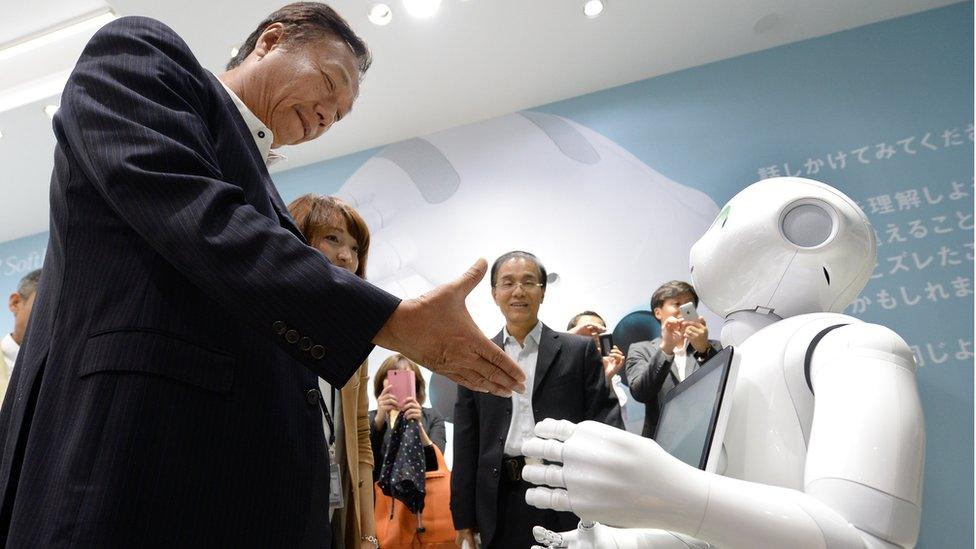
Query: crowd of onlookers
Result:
<box><xmin>1</xmin><ymin>194</ymin><xmax>719</xmax><ymax>549</ymax></box>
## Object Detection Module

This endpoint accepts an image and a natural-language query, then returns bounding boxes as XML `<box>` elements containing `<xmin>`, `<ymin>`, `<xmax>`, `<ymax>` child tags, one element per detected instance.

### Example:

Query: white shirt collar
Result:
<box><xmin>217</xmin><ymin>78</ymin><xmax>286</xmax><ymax>167</ymax></box>
<box><xmin>503</xmin><ymin>321</ymin><xmax>543</xmax><ymax>349</ymax></box>
<box><xmin>1</xmin><ymin>333</ymin><xmax>19</xmax><ymax>371</ymax></box>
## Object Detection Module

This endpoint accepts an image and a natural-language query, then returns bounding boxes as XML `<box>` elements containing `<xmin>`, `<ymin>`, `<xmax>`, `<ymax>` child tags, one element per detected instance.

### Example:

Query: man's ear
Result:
<box><xmin>8</xmin><ymin>293</ymin><xmax>20</xmax><ymax>315</ymax></box>
<box><xmin>652</xmin><ymin>307</ymin><xmax>663</xmax><ymax>322</ymax></box>
<box><xmin>253</xmin><ymin>22</ymin><xmax>286</xmax><ymax>59</ymax></box>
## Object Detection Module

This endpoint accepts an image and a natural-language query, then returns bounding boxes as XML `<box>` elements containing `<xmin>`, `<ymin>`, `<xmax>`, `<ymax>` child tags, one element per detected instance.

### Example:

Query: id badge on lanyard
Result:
<box><xmin>318</xmin><ymin>389</ymin><xmax>345</xmax><ymax>510</ymax></box>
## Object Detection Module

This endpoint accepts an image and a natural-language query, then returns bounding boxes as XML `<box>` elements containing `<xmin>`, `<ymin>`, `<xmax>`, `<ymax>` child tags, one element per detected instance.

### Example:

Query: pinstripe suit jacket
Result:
<box><xmin>0</xmin><ymin>17</ymin><xmax>400</xmax><ymax>547</ymax></box>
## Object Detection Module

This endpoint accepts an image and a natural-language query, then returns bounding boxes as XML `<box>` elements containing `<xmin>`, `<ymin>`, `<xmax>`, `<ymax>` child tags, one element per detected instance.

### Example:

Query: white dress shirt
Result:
<box><xmin>1</xmin><ymin>333</ymin><xmax>18</xmax><ymax>373</ymax></box>
<box><xmin>217</xmin><ymin>78</ymin><xmax>286</xmax><ymax>166</ymax></box>
<box><xmin>672</xmin><ymin>343</ymin><xmax>694</xmax><ymax>382</ymax></box>
<box><xmin>502</xmin><ymin>321</ymin><xmax>543</xmax><ymax>457</ymax></box>
<box><xmin>610</xmin><ymin>374</ymin><xmax>628</xmax><ymax>423</ymax></box>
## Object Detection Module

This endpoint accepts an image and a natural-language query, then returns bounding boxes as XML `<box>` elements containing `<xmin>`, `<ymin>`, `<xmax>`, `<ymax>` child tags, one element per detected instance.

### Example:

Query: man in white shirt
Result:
<box><xmin>452</xmin><ymin>251</ymin><xmax>622</xmax><ymax>548</ymax></box>
<box><xmin>2</xmin><ymin>269</ymin><xmax>41</xmax><ymax>404</ymax></box>
<box><xmin>625</xmin><ymin>280</ymin><xmax>723</xmax><ymax>438</ymax></box>
<box><xmin>566</xmin><ymin>311</ymin><xmax>629</xmax><ymax>423</ymax></box>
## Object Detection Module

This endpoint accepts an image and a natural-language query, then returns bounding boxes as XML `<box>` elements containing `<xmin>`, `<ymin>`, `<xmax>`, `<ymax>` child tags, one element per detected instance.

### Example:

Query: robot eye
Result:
<box><xmin>781</xmin><ymin>202</ymin><xmax>834</xmax><ymax>247</ymax></box>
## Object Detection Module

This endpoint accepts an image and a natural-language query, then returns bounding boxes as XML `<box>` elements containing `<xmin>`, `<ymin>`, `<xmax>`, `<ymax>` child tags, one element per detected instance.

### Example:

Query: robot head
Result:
<box><xmin>689</xmin><ymin>177</ymin><xmax>876</xmax><ymax>319</ymax></box>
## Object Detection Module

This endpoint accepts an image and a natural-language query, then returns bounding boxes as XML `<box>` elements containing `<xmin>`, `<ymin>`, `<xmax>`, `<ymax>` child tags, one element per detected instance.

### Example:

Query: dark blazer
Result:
<box><xmin>450</xmin><ymin>324</ymin><xmax>622</xmax><ymax>546</ymax></box>
<box><xmin>625</xmin><ymin>337</ymin><xmax>722</xmax><ymax>438</ymax></box>
<box><xmin>368</xmin><ymin>407</ymin><xmax>446</xmax><ymax>481</ymax></box>
<box><xmin>0</xmin><ymin>18</ymin><xmax>400</xmax><ymax>547</ymax></box>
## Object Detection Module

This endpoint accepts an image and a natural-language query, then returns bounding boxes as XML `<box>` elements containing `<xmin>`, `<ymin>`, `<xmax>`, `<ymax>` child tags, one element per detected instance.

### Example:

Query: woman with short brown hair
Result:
<box><xmin>287</xmin><ymin>193</ymin><xmax>378</xmax><ymax>549</ymax></box>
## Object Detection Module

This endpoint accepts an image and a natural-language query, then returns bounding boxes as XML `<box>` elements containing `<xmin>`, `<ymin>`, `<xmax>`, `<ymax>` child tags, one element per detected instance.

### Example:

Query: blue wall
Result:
<box><xmin>1</xmin><ymin>3</ymin><xmax>970</xmax><ymax>545</ymax></box>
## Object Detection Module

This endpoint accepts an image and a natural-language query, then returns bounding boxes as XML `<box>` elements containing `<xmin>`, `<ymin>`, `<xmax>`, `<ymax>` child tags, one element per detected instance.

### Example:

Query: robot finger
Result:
<box><xmin>521</xmin><ymin>436</ymin><xmax>565</xmax><ymax>462</ymax></box>
<box><xmin>525</xmin><ymin>487</ymin><xmax>573</xmax><ymax>512</ymax></box>
<box><xmin>523</xmin><ymin>463</ymin><xmax>566</xmax><ymax>488</ymax></box>
<box><xmin>534</xmin><ymin>418</ymin><xmax>578</xmax><ymax>441</ymax></box>
<box><xmin>532</xmin><ymin>525</ymin><xmax>568</xmax><ymax>547</ymax></box>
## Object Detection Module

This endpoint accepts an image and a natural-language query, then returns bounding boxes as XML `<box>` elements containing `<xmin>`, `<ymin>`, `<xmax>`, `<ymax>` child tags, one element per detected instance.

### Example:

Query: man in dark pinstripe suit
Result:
<box><xmin>0</xmin><ymin>4</ymin><xmax>523</xmax><ymax>547</ymax></box>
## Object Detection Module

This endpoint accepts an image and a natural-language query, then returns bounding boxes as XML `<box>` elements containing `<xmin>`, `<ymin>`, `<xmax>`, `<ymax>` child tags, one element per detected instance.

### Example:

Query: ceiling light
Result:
<box><xmin>368</xmin><ymin>4</ymin><xmax>393</xmax><ymax>25</ymax></box>
<box><xmin>583</xmin><ymin>0</ymin><xmax>605</xmax><ymax>18</ymax></box>
<box><xmin>44</xmin><ymin>104</ymin><xmax>59</xmax><ymax>119</ymax></box>
<box><xmin>0</xmin><ymin>10</ymin><xmax>117</xmax><ymax>63</ymax></box>
<box><xmin>230</xmin><ymin>46</ymin><xmax>240</xmax><ymax>58</ymax></box>
<box><xmin>402</xmin><ymin>0</ymin><xmax>441</xmax><ymax>19</ymax></box>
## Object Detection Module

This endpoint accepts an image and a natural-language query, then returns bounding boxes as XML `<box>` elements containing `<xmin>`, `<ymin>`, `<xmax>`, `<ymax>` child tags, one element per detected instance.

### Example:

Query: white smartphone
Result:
<box><xmin>679</xmin><ymin>302</ymin><xmax>701</xmax><ymax>322</ymax></box>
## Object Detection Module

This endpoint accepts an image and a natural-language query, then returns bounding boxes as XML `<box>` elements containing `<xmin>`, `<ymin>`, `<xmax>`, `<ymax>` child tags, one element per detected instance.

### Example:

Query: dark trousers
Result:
<box><xmin>488</xmin><ymin>477</ymin><xmax>578</xmax><ymax>548</ymax></box>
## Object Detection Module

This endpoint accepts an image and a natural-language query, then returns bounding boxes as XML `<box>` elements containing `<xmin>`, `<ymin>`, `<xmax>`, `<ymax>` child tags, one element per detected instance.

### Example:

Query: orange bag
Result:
<box><xmin>374</xmin><ymin>444</ymin><xmax>458</xmax><ymax>548</ymax></box>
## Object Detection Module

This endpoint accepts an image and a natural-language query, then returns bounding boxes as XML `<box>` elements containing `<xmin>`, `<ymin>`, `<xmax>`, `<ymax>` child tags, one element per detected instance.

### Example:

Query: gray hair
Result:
<box><xmin>16</xmin><ymin>269</ymin><xmax>41</xmax><ymax>298</ymax></box>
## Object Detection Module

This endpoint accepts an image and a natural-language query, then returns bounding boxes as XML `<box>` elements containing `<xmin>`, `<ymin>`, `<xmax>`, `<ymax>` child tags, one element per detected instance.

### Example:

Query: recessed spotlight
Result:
<box><xmin>230</xmin><ymin>45</ymin><xmax>240</xmax><ymax>57</ymax></box>
<box><xmin>44</xmin><ymin>104</ymin><xmax>59</xmax><ymax>118</ymax></box>
<box><xmin>368</xmin><ymin>3</ymin><xmax>393</xmax><ymax>25</ymax></box>
<box><xmin>583</xmin><ymin>0</ymin><xmax>605</xmax><ymax>18</ymax></box>
<box><xmin>402</xmin><ymin>0</ymin><xmax>441</xmax><ymax>19</ymax></box>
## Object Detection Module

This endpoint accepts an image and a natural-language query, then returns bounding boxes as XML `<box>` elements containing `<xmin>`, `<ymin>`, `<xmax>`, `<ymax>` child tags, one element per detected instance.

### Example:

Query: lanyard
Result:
<box><xmin>317</xmin><ymin>387</ymin><xmax>337</xmax><ymax>448</ymax></box>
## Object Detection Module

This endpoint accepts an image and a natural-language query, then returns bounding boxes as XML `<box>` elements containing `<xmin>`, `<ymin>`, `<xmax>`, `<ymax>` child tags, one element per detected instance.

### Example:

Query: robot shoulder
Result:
<box><xmin>809</xmin><ymin>321</ymin><xmax>918</xmax><ymax>383</ymax></box>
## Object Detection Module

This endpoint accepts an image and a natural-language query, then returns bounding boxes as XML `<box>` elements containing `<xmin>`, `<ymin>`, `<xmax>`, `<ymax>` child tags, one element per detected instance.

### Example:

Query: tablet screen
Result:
<box><xmin>654</xmin><ymin>346</ymin><xmax>733</xmax><ymax>469</ymax></box>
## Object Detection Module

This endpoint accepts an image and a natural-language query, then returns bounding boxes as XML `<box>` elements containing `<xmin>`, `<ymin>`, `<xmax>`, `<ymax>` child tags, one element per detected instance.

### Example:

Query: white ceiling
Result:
<box><xmin>0</xmin><ymin>0</ymin><xmax>960</xmax><ymax>242</ymax></box>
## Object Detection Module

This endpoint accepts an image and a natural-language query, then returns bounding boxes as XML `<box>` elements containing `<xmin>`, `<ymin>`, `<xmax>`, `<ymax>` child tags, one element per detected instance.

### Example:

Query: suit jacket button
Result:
<box><xmin>497</xmin><ymin>436</ymin><xmax>504</xmax><ymax>442</ymax></box>
<box><xmin>306</xmin><ymin>389</ymin><xmax>320</xmax><ymax>405</ymax></box>
<box><xmin>285</xmin><ymin>330</ymin><xmax>300</xmax><ymax>344</ymax></box>
<box><xmin>491</xmin><ymin>467</ymin><xmax>499</xmax><ymax>478</ymax></box>
<box><xmin>272</xmin><ymin>321</ymin><xmax>287</xmax><ymax>335</ymax></box>
<box><xmin>310</xmin><ymin>345</ymin><xmax>326</xmax><ymax>360</ymax></box>
<box><xmin>298</xmin><ymin>337</ymin><xmax>313</xmax><ymax>351</ymax></box>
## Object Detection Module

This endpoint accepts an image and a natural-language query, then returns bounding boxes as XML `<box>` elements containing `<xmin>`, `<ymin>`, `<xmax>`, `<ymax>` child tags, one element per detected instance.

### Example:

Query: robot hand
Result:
<box><xmin>531</xmin><ymin>522</ymin><xmax>711</xmax><ymax>549</ymax></box>
<box><xmin>522</xmin><ymin>419</ymin><xmax>710</xmax><ymax>533</ymax></box>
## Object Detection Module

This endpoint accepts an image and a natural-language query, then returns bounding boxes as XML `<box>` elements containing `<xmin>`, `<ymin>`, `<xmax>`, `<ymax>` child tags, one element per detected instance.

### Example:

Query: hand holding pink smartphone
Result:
<box><xmin>387</xmin><ymin>370</ymin><xmax>416</xmax><ymax>409</ymax></box>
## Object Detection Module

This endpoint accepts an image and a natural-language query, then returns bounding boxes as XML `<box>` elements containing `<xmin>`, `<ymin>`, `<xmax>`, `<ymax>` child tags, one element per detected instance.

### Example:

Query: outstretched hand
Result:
<box><xmin>373</xmin><ymin>259</ymin><xmax>526</xmax><ymax>397</ymax></box>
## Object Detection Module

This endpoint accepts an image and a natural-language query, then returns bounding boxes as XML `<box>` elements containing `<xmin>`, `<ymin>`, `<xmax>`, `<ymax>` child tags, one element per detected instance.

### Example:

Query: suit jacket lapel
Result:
<box><xmin>533</xmin><ymin>325</ymin><xmax>561</xmax><ymax>394</ymax></box>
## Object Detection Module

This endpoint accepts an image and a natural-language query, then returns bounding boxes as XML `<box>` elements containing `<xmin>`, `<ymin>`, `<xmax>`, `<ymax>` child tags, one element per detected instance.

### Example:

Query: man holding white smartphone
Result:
<box><xmin>625</xmin><ymin>280</ymin><xmax>723</xmax><ymax>438</ymax></box>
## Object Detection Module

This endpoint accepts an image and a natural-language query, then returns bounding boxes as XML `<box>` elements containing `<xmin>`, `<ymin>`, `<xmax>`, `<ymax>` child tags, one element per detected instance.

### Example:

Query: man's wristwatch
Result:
<box><xmin>362</xmin><ymin>534</ymin><xmax>380</xmax><ymax>548</ymax></box>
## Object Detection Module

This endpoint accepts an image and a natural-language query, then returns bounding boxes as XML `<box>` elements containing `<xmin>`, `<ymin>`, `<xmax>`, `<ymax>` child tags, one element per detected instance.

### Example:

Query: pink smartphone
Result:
<box><xmin>387</xmin><ymin>370</ymin><xmax>416</xmax><ymax>409</ymax></box>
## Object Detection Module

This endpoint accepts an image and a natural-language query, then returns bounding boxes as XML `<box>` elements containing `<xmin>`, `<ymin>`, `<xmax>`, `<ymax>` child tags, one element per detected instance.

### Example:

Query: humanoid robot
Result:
<box><xmin>521</xmin><ymin>177</ymin><xmax>926</xmax><ymax>548</ymax></box>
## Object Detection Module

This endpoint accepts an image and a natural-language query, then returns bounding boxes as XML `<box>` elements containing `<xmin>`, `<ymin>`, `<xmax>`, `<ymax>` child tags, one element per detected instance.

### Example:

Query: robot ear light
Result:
<box><xmin>780</xmin><ymin>199</ymin><xmax>836</xmax><ymax>248</ymax></box>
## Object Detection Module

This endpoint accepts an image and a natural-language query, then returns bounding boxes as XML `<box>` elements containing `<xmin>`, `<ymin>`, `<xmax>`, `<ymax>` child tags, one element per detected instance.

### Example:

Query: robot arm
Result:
<box><xmin>804</xmin><ymin>323</ymin><xmax>925</xmax><ymax>547</ymax></box>
<box><xmin>522</xmin><ymin>420</ymin><xmax>867</xmax><ymax>548</ymax></box>
<box><xmin>523</xmin><ymin>322</ymin><xmax>925</xmax><ymax>549</ymax></box>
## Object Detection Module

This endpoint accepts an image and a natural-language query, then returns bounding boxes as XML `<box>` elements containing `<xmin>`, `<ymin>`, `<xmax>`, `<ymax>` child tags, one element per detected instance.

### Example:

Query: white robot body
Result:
<box><xmin>521</xmin><ymin>178</ymin><xmax>926</xmax><ymax>549</ymax></box>
<box><xmin>722</xmin><ymin>312</ymin><xmax>925</xmax><ymax>547</ymax></box>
